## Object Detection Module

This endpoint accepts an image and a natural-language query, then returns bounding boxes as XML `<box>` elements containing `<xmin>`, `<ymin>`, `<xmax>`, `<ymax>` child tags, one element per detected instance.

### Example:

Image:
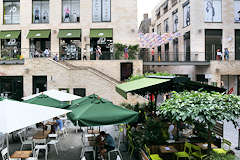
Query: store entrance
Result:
<box><xmin>90</xmin><ymin>38</ymin><xmax>113</xmax><ymax>60</ymax></box>
<box><xmin>120</xmin><ymin>62</ymin><xmax>133</xmax><ymax>81</ymax></box>
<box><xmin>0</xmin><ymin>76</ymin><xmax>23</xmax><ymax>101</ymax></box>
<box><xmin>32</xmin><ymin>76</ymin><xmax>47</xmax><ymax>94</ymax></box>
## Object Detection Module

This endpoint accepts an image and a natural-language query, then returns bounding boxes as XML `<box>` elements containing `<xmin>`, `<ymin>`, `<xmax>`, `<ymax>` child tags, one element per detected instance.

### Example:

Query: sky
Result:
<box><xmin>138</xmin><ymin>0</ymin><xmax>160</xmax><ymax>26</ymax></box>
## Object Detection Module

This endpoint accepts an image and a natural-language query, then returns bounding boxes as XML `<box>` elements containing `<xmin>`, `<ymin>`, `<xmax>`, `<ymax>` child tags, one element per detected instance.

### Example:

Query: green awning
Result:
<box><xmin>116</xmin><ymin>78</ymin><xmax>171</xmax><ymax>99</ymax></box>
<box><xmin>68</xmin><ymin>94</ymin><xmax>138</xmax><ymax>126</ymax></box>
<box><xmin>90</xmin><ymin>29</ymin><xmax>113</xmax><ymax>38</ymax></box>
<box><xmin>58</xmin><ymin>29</ymin><xmax>81</xmax><ymax>38</ymax></box>
<box><xmin>24</xmin><ymin>94</ymin><xmax>69</xmax><ymax>109</ymax></box>
<box><xmin>27</xmin><ymin>30</ymin><xmax>51</xmax><ymax>39</ymax></box>
<box><xmin>0</xmin><ymin>31</ymin><xmax>21</xmax><ymax>39</ymax></box>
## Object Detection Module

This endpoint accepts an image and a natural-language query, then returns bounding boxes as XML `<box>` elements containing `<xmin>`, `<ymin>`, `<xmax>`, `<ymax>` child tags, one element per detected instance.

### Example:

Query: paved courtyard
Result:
<box><xmin>1</xmin><ymin>125</ymin><xmax>134</xmax><ymax>160</ymax></box>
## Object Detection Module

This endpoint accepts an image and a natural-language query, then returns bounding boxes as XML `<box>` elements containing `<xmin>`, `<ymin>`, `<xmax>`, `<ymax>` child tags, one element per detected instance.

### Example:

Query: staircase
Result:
<box><xmin>51</xmin><ymin>59</ymin><xmax>120</xmax><ymax>85</ymax></box>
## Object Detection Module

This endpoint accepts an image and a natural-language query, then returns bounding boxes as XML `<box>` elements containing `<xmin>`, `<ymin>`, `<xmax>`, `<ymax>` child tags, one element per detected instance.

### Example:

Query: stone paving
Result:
<box><xmin>0</xmin><ymin>125</ymin><xmax>133</xmax><ymax>160</ymax></box>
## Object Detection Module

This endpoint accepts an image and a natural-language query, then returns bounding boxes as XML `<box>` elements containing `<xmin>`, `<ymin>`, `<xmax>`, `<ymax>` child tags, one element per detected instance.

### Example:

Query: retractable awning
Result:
<box><xmin>116</xmin><ymin>78</ymin><xmax>171</xmax><ymax>99</ymax></box>
<box><xmin>0</xmin><ymin>30</ymin><xmax>21</xmax><ymax>39</ymax></box>
<box><xmin>58</xmin><ymin>29</ymin><xmax>81</xmax><ymax>38</ymax></box>
<box><xmin>27</xmin><ymin>30</ymin><xmax>51</xmax><ymax>39</ymax></box>
<box><xmin>116</xmin><ymin>76</ymin><xmax>226</xmax><ymax>99</ymax></box>
<box><xmin>90</xmin><ymin>29</ymin><xmax>113</xmax><ymax>38</ymax></box>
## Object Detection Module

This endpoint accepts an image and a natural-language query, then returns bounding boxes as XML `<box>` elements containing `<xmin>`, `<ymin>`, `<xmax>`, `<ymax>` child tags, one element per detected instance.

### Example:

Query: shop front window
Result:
<box><xmin>92</xmin><ymin>0</ymin><xmax>111</xmax><ymax>22</ymax></box>
<box><xmin>30</xmin><ymin>38</ymin><xmax>51</xmax><ymax>58</ymax></box>
<box><xmin>234</xmin><ymin>0</ymin><xmax>240</xmax><ymax>23</ymax></box>
<box><xmin>62</xmin><ymin>0</ymin><xmax>80</xmax><ymax>23</ymax></box>
<box><xmin>183</xmin><ymin>1</ymin><xmax>190</xmax><ymax>27</ymax></box>
<box><xmin>204</xmin><ymin>0</ymin><xmax>222</xmax><ymax>22</ymax></box>
<box><xmin>60</xmin><ymin>39</ymin><xmax>81</xmax><ymax>60</ymax></box>
<box><xmin>32</xmin><ymin>0</ymin><xmax>49</xmax><ymax>24</ymax></box>
<box><xmin>3</xmin><ymin>0</ymin><xmax>20</xmax><ymax>24</ymax></box>
<box><xmin>1</xmin><ymin>31</ymin><xmax>21</xmax><ymax>60</ymax></box>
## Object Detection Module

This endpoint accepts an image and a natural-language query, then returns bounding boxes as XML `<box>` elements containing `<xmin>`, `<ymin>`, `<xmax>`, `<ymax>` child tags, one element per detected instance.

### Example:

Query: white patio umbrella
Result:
<box><xmin>22</xmin><ymin>89</ymin><xmax>81</xmax><ymax>102</ymax></box>
<box><xmin>0</xmin><ymin>99</ymin><xmax>71</xmax><ymax>156</ymax></box>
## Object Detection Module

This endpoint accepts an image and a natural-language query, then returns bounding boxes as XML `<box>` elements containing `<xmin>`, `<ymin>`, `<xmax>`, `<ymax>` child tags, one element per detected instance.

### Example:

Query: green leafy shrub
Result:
<box><xmin>208</xmin><ymin>152</ymin><xmax>239</xmax><ymax>160</ymax></box>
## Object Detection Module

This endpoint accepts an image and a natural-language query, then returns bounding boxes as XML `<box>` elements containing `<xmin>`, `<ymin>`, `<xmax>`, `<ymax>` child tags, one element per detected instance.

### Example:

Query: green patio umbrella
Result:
<box><xmin>68</xmin><ymin>94</ymin><xmax>138</xmax><ymax>126</ymax></box>
<box><xmin>24</xmin><ymin>94</ymin><xmax>69</xmax><ymax>109</ymax></box>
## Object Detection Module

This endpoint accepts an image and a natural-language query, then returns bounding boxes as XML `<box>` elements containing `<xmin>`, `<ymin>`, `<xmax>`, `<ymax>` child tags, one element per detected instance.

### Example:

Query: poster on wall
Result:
<box><xmin>234</xmin><ymin>0</ymin><xmax>240</xmax><ymax>22</ymax></box>
<box><xmin>183</xmin><ymin>3</ymin><xmax>190</xmax><ymax>27</ymax></box>
<box><xmin>93</xmin><ymin>0</ymin><xmax>102</xmax><ymax>22</ymax></box>
<box><xmin>102</xmin><ymin>0</ymin><xmax>111</xmax><ymax>21</ymax></box>
<box><xmin>204</xmin><ymin>0</ymin><xmax>222</xmax><ymax>22</ymax></box>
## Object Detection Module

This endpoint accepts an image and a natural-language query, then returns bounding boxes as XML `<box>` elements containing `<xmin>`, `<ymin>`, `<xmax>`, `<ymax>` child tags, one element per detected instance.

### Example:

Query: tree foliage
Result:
<box><xmin>158</xmin><ymin>90</ymin><xmax>240</xmax><ymax>128</ymax></box>
<box><xmin>113</xmin><ymin>43</ymin><xmax>139</xmax><ymax>60</ymax></box>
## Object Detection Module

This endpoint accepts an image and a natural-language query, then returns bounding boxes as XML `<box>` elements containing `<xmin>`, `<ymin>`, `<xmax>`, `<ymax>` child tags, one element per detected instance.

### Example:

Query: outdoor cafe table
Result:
<box><xmin>159</xmin><ymin>145</ymin><xmax>177</xmax><ymax>154</ymax></box>
<box><xmin>195</xmin><ymin>143</ymin><xmax>218</xmax><ymax>150</ymax></box>
<box><xmin>33</xmin><ymin>130</ymin><xmax>50</xmax><ymax>139</ymax></box>
<box><xmin>10</xmin><ymin>150</ymin><xmax>32</xmax><ymax>159</ymax></box>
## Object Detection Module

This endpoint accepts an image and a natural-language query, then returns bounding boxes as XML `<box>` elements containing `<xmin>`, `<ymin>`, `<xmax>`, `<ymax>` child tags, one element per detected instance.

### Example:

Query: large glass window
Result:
<box><xmin>234</xmin><ymin>0</ymin><xmax>240</xmax><ymax>23</ymax></box>
<box><xmin>173</xmin><ymin>10</ymin><xmax>178</xmax><ymax>32</ymax></box>
<box><xmin>164</xmin><ymin>19</ymin><xmax>169</xmax><ymax>33</ymax></box>
<box><xmin>33</xmin><ymin>0</ymin><xmax>49</xmax><ymax>23</ymax></box>
<box><xmin>183</xmin><ymin>2</ymin><xmax>190</xmax><ymax>27</ymax></box>
<box><xmin>62</xmin><ymin>0</ymin><xmax>80</xmax><ymax>23</ymax></box>
<box><xmin>3</xmin><ymin>0</ymin><xmax>20</xmax><ymax>24</ymax></box>
<box><xmin>157</xmin><ymin>24</ymin><xmax>161</xmax><ymax>35</ymax></box>
<box><xmin>204</xmin><ymin>0</ymin><xmax>222</xmax><ymax>22</ymax></box>
<box><xmin>92</xmin><ymin>0</ymin><xmax>111</xmax><ymax>22</ymax></box>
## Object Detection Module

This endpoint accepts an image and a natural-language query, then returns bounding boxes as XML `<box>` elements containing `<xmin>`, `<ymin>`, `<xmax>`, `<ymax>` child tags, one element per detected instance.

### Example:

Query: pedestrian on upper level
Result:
<box><xmin>216</xmin><ymin>49</ymin><xmax>222</xmax><ymax>60</ymax></box>
<box><xmin>151</xmin><ymin>48</ymin><xmax>155</xmax><ymax>61</ymax></box>
<box><xmin>124</xmin><ymin>46</ymin><xmax>129</xmax><ymax>60</ymax></box>
<box><xmin>224</xmin><ymin>48</ymin><xmax>229</xmax><ymax>61</ymax></box>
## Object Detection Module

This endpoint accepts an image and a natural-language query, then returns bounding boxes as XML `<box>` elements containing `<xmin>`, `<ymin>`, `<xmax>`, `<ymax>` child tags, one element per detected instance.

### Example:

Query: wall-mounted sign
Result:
<box><xmin>93</xmin><ymin>0</ymin><xmax>102</xmax><ymax>22</ymax></box>
<box><xmin>35</xmin><ymin>33</ymin><xmax>41</xmax><ymax>37</ymax></box>
<box><xmin>102</xmin><ymin>0</ymin><xmax>111</xmax><ymax>22</ymax></box>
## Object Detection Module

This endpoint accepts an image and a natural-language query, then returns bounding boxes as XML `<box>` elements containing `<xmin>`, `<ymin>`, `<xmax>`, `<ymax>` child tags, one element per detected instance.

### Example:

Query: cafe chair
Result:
<box><xmin>47</xmin><ymin>134</ymin><xmax>62</xmax><ymax>155</ymax></box>
<box><xmin>34</xmin><ymin>145</ymin><xmax>48</xmax><ymax>160</ymax></box>
<box><xmin>175</xmin><ymin>142</ymin><xmax>192</xmax><ymax>160</ymax></box>
<box><xmin>144</xmin><ymin>145</ymin><xmax>162</xmax><ymax>160</ymax></box>
<box><xmin>80</xmin><ymin>134</ymin><xmax>95</xmax><ymax>160</ymax></box>
<box><xmin>213</xmin><ymin>139</ymin><xmax>231</xmax><ymax>154</ymax></box>
<box><xmin>108</xmin><ymin>134</ymin><xmax>123</xmax><ymax>160</ymax></box>
<box><xmin>1</xmin><ymin>148</ymin><xmax>11</xmax><ymax>160</ymax></box>
<box><xmin>17</xmin><ymin>130</ymin><xmax>33</xmax><ymax>151</ymax></box>
<box><xmin>26</xmin><ymin>147</ymin><xmax>40</xmax><ymax>160</ymax></box>
<box><xmin>127</xmin><ymin>132</ymin><xmax>135</xmax><ymax>159</ymax></box>
<box><xmin>191</xmin><ymin>144</ymin><xmax>207</xmax><ymax>160</ymax></box>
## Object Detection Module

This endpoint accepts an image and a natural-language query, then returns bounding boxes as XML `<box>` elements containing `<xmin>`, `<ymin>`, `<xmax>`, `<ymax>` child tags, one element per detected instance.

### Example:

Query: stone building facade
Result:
<box><xmin>147</xmin><ymin>0</ymin><xmax>240</xmax><ymax>95</ymax></box>
<box><xmin>0</xmin><ymin>0</ymin><xmax>143</xmax><ymax>104</ymax></box>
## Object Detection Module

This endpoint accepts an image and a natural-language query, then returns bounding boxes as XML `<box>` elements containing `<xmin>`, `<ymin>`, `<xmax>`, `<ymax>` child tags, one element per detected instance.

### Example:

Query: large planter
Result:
<box><xmin>0</xmin><ymin>59</ymin><xmax>24</xmax><ymax>65</ymax></box>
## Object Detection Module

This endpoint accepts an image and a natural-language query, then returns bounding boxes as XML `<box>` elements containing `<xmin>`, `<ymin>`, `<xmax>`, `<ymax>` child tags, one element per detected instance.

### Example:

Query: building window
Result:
<box><xmin>234</xmin><ymin>0</ymin><xmax>240</xmax><ymax>23</ymax></box>
<box><xmin>204</xmin><ymin>0</ymin><xmax>222</xmax><ymax>22</ymax></box>
<box><xmin>157</xmin><ymin>24</ymin><xmax>161</xmax><ymax>35</ymax></box>
<box><xmin>235</xmin><ymin>30</ymin><xmax>240</xmax><ymax>60</ymax></box>
<box><xmin>183</xmin><ymin>1</ymin><xmax>190</xmax><ymax>27</ymax></box>
<box><xmin>173</xmin><ymin>10</ymin><xmax>178</xmax><ymax>32</ymax></box>
<box><xmin>92</xmin><ymin>0</ymin><xmax>111</xmax><ymax>22</ymax></box>
<box><xmin>162</xmin><ymin>0</ymin><xmax>168</xmax><ymax>14</ymax></box>
<box><xmin>155</xmin><ymin>8</ymin><xmax>161</xmax><ymax>19</ymax></box>
<box><xmin>73</xmin><ymin>88</ymin><xmax>86</xmax><ymax>97</ymax></box>
<box><xmin>59</xmin><ymin>88</ymin><xmax>70</xmax><ymax>93</ymax></box>
<box><xmin>164</xmin><ymin>19</ymin><xmax>169</xmax><ymax>33</ymax></box>
<box><xmin>3</xmin><ymin>0</ymin><xmax>20</xmax><ymax>24</ymax></box>
<box><xmin>171</xmin><ymin>0</ymin><xmax>177</xmax><ymax>7</ymax></box>
<box><xmin>62</xmin><ymin>0</ymin><xmax>80</xmax><ymax>23</ymax></box>
<box><xmin>32</xmin><ymin>0</ymin><xmax>49</xmax><ymax>23</ymax></box>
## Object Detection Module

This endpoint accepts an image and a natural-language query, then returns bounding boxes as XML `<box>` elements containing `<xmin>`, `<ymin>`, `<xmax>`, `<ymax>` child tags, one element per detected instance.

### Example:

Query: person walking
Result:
<box><xmin>83</xmin><ymin>49</ymin><xmax>87</xmax><ymax>60</ymax></box>
<box><xmin>96</xmin><ymin>46</ymin><xmax>102</xmax><ymax>60</ymax></box>
<box><xmin>224</xmin><ymin>48</ymin><xmax>229</xmax><ymax>60</ymax></box>
<box><xmin>124</xmin><ymin>47</ymin><xmax>129</xmax><ymax>60</ymax></box>
<box><xmin>151</xmin><ymin>48</ymin><xmax>155</xmax><ymax>61</ymax></box>
<box><xmin>216</xmin><ymin>49</ymin><xmax>222</xmax><ymax>60</ymax></box>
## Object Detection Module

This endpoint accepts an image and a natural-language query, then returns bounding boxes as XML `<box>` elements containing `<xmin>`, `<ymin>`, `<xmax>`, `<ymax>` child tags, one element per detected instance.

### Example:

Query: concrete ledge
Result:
<box><xmin>0</xmin><ymin>59</ymin><xmax>24</xmax><ymax>65</ymax></box>
<box><xmin>144</xmin><ymin>61</ymin><xmax>210</xmax><ymax>66</ymax></box>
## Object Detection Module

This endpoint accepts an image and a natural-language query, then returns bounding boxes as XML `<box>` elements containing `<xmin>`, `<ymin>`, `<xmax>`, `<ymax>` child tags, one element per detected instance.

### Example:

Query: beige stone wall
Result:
<box><xmin>0</xmin><ymin>59</ymin><xmax>143</xmax><ymax>104</ymax></box>
<box><xmin>151</xmin><ymin>0</ymin><xmax>240</xmax><ymax>61</ymax></box>
<box><xmin>0</xmin><ymin>0</ymin><xmax>138</xmax><ymax>58</ymax></box>
<box><xmin>69</xmin><ymin>60</ymin><xmax>143</xmax><ymax>81</ymax></box>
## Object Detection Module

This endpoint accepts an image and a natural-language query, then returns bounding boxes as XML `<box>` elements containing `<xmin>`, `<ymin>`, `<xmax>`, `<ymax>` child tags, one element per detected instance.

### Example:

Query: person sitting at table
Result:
<box><xmin>53</xmin><ymin>117</ymin><xmax>63</xmax><ymax>132</ymax></box>
<box><xmin>99</xmin><ymin>131</ymin><xmax>115</xmax><ymax>159</ymax></box>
